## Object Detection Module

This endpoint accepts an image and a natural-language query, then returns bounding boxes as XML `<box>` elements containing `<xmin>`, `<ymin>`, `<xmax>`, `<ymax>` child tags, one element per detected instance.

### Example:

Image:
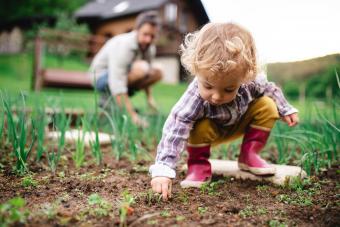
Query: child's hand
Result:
<box><xmin>151</xmin><ymin>177</ymin><xmax>172</xmax><ymax>201</ymax></box>
<box><xmin>281</xmin><ymin>113</ymin><xmax>299</xmax><ymax>127</ymax></box>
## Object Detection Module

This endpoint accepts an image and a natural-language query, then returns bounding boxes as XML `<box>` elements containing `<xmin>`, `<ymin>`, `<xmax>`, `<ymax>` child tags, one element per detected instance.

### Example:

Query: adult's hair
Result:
<box><xmin>135</xmin><ymin>11</ymin><xmax>161</xmax><ymax>29</ymax></box>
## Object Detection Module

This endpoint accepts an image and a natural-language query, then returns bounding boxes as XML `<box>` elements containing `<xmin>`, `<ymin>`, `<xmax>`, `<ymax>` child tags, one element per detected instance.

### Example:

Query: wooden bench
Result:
<box><xmin>32</xmin><ymin>29</ymin><xmax>106</xmax><ymax>91</ymax></box>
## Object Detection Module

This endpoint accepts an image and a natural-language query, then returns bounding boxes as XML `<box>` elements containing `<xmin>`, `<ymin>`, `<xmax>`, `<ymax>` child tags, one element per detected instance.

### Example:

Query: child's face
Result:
<box><xmin>197</xmin><ymin>69</ymin><xmax>243</xmax><ymax>105</ymax></box>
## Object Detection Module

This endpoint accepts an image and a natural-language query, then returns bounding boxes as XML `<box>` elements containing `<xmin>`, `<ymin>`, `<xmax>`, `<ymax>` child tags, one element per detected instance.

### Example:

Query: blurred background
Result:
<box><xmin>0</xmin><ymin>0</ymin><xmax>339</xmax><ymax>112</ymax></box>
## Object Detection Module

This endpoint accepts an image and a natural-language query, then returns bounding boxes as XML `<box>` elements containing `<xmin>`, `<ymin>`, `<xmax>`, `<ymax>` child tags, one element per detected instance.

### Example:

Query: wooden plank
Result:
<box><xmin>47</xmin><ymin>129</ymin><xmax>114</xmax><ymax>147</ymax></box>
<box><xmin>181</xmin><ymin>159</ymin><xmax>307</xmax><ymax>187</ymax></box>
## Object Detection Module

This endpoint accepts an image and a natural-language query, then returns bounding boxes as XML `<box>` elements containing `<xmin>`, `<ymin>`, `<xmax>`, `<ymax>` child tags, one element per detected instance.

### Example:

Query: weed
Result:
<box><xmin>197</xmin><ymin>206</ymin><xmax>208</xmax><ymax>215</ymax></box>
<box><xmin>268</xmin><ymin>219</ymin><xmax>288</xmax><ymax>227</ymax></box>
<box><xmin>160</xmin><ymin>210</ymin><xmax>170</xmax><ymax>217</ymax></box>
<box><xmin>40</xmin><ymin>202</ymin><xmax>58</xmax><ymax>219</ymax></box>
<box><xmin>256</xmin><ymin>185</ymin><xmax>269</xmax><ymax>192</ymax></box>
<box><xmin>21</xmin><ymin>175</ymin><xmax>38</xmax><ymax>188</ymax></box>
<box><xmin>177</xmin><ymin>191</ymin><xmax>189</xmax><ymax>204</ymax></box>
<box><xmin>276</xmin><ymin>192</ymin><xmax>313</xmax><ymax>206</ymax></box>
<box><xmin>0</xmin><ymin>197</ymin><xmax>29</xmax><ymax>227</ymax></box>
<box><xmin>176</xmin><ymin>215</ymin><xmax>185</xmax><ymax>221</ymax></box>
<box><xmin>200</xmin><ymin>179</ymin><xmax>225</xmax><ymax>195</ymax></box>
<box><xmin>87</xmin><ymin>193</ymin><xmax>112</xmax><ymax>217</ymax></box>
<box><xmin>239</xmin><ymin>206</ymin><xmax>254</xmax><ymax>218</ymax></box>
<box><xmin>145</xmin><ymin>190</ymin><xmax>162</xmax><ymax>205</ymax></box>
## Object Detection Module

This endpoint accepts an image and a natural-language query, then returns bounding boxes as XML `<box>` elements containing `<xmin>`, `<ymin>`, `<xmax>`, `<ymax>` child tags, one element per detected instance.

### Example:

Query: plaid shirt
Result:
<box><xmin>149</xmin><ymin>74</ymin><xmax>298</xmax><ymax>178</ymax></box>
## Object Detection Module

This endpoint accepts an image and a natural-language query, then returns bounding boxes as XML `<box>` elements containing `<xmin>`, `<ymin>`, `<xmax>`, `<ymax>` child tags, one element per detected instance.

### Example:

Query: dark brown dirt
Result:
<box><xmin>0</xmin><ymin>147</ymin><xmax>339</xmax><ymax>227</ymax></box>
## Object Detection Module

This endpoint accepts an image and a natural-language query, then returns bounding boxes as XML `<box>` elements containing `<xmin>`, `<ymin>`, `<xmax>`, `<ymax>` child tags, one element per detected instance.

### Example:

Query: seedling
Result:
<box><xmin>118</xmin><ymin>190</ymin><xmax>135</xmax><ymax>227</ymax></box>
<box><xmin>73</xmin><ymin>119</ymin><xmax>86</xmax><ymax>168</ymax></box>
<box><xmin>200</xmin><ymin>180</ymin><xmax>225</xmax><ymax>195</ymax></box>
<box><xmin>197</xmin><ymin>206</ymin><xmax>208</xmax><ymax>215</ymax></box>
<box><xmin>87</xmin><ymin>193</ymin><xmax>112</xmax><ymax>217</ymax></box>
<box><xmin>160</xmin><ymin>210</ymin><xmax>170</xmax><ymax>217</ymax></box>
<box><xmin>21</xmin><ymin>175</ymin><xmax>38</xmax><ymax>188</ymax></box>
<box><xmin>268</xmin><ymin>219</ymin><xmax>288</xmax><ymax>227</ymax></box>
<box><xmin>145</xmin><ymin>189</ymin><xmax>162</xmax><ymax>205</ymax></box>
<box><xmin>0</xmin><ymin>197</ymin><xmax>29</xmax><ymax>226</ymax></box>
<box><xmin>3</xmin><ymin>93</ymin><xmax>36</xmax><ymax>174</ymax></box>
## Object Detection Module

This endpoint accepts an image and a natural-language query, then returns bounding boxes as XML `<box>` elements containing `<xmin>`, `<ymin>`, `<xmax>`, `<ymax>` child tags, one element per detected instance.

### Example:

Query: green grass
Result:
<box><xmin>0</xmin><ymin>52</ymin><xmax>338</xmax><ymax>176</ymax></box>
<box><xmin>0</xmin><ymin>53</ymin><xmax>186</xmax><ymax>114</ymax></box>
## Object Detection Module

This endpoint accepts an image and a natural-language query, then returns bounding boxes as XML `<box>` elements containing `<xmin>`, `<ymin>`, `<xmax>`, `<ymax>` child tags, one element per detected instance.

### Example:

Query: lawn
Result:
<box><xmin>0</xmin><ymin>52</ymin><xmax>339</xmax><ymax>226</ymax></box>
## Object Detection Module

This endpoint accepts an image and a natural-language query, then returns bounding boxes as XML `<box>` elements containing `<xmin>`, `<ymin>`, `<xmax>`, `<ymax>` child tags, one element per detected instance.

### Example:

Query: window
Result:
<box><xmin>165</xmin><ymin>3</ymin><xmax>177</xmax><ymax>24</ymax></box>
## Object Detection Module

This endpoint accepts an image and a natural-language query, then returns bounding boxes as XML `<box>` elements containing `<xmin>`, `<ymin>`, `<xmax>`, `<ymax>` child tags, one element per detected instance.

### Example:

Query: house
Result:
<box><xmin>74</xmin><ymin>0</ymin><xmax>209</xmax><ymax>83</ymax></box>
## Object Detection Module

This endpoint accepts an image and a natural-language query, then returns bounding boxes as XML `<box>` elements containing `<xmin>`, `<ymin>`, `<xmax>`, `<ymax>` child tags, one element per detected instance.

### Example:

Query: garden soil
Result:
<box><xmin>0</xmin><ymin>147</ymin><xmax>339</xmax><ymax>227</ymax></box>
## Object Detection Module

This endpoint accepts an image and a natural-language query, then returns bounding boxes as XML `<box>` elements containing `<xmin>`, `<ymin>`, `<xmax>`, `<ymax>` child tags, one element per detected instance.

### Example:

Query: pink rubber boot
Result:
<box><xmin>238</xmin><ymin>127</ymin><xmax>276</xmax><ymax>175</ymax></box>
<box><xmin>180</xmin><ymin>144</ymin><xmax>212</xmax><ymax>188</ymax></box>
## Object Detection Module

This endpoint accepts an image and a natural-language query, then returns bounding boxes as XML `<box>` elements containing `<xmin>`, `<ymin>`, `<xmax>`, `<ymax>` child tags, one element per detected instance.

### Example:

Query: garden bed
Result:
<box><xmin>0</xmin><ymin>146</ymin><xmax>339</xmax><ymax>227</ymax></box>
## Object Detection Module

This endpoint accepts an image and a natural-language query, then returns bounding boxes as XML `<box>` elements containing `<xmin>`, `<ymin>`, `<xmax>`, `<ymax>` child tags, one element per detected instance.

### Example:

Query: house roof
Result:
<box><xmin>75</xmin><ymin>0</ymin><xmax>209</xmax><ymax>25</ymax></box>
<box><xmin>75</xmin><ymin>0</ymin><xmax>168</xmax><ymax>20</ymax></box>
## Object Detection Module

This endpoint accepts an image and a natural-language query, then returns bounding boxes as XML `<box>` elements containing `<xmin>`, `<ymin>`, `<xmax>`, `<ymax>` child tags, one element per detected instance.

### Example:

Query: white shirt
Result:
<box><xmin>89</xmin><ymin>31</ymin><xmax>156</xmax><ymax>95</ymax></box>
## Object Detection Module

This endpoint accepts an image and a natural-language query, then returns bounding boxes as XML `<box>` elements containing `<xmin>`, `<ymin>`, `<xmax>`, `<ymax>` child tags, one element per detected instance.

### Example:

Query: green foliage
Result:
<box><xmin>0</xmin><ymin>0</ymin><xmax>88</xmax><ymax>26</ymax></box>
<box><xmin>21</xmin><ymin>175</ymin><xmax>38</xmax><ymax>188</ymax></box>
<box><xmin>118</xmin><ymin>190</ymin><xmax>135</xmax><ymax>227</ymax></box>
<box><xmin>87</xmin><ymin>193</ymin><xmax>112</xmax><ymax>217</ymax></box>
<box><xmin>276</xmin><ymin>192</ymin><xmax>313</xmax><ymax>206</ymax></box>
<box><xmin>283</xmin><ymin>65</ymin><xmax>340</xmax><ymax>99</ymax></box>
<box><xmin>48</xmin><ymin>108</ymin><xmax>71</xmax><ymax>173</ymax></box>
<box><xmin>0</xmin><ymin>197</ymin><xmax>29</xmax><ymax>227</ymax></box>
<box><xmin>268</xmin><ymin>220</ymin><xmax>288</xmax><ymax>227</ymax></box>
<box><xmin>239</xmin><ymin>206</ymin><xmax>268</xmax><ymax>218</ymax></box>
<box><xmin>2</xmin><ymin>93</ymin><xmax>36</xmax><ymax>174</ymax></box>
<box><xmin>54</xmin><ymin>13</ymin><xmax>89</xmax><ymax>34</ymax></box>
<box><xmin>197</xmin><ymin>206</ymin><xmax>208</xmax><ymax>215</ymax></box>
<box><xmin>200</xmin><ymin>179</ymin><xmax>225</xmax><ymax>195</ymax></box>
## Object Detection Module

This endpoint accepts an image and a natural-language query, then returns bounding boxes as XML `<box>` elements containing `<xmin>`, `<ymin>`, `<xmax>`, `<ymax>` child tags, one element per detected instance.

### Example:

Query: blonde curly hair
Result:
<box><xmin>180</xmin><ymin>22</ymin><xmax>258</xmax><ymax>82</ymax></box>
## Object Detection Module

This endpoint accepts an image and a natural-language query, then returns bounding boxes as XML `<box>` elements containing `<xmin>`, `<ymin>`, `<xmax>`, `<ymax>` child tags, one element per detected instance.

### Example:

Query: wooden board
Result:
<box><xmin>47</xmin><ymin>129</ymin><xmax>114</xmax><ymax>147</ymax></box>
<box><xmin>182</xmin><ymin>159</ymin><xmax>307</xmax><ymax>186</ymax></box>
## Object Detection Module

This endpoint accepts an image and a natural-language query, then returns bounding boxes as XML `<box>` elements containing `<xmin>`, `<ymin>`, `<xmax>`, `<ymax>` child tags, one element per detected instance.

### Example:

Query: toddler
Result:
<box><xmin>149</xmin><ymin>23</ymin><xmax>299</xmax><ymax>200</ymax></box>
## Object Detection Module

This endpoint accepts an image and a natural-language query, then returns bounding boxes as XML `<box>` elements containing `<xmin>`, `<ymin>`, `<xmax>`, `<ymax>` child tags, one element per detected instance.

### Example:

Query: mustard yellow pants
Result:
<box><xmin>188</xmin><ymin>96</ymin><xmax>280</xmax><ymax>146</ymax></box>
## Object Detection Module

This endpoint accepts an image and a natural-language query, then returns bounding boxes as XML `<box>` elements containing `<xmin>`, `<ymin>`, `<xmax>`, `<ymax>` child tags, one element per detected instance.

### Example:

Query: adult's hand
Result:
<box><xmin>132</xmin><ymin>114</ymin><xmax>149</xmax><ymax>128</ymax></box>
<box><xmin>151</xmin><ymin>177</ymin><xmax>172</xmax><ymax>201</ymax></box>
<box><xmin>147</xmin><ymin>96</ymin><xmax>158</xmax><ymax>113</ymax></box>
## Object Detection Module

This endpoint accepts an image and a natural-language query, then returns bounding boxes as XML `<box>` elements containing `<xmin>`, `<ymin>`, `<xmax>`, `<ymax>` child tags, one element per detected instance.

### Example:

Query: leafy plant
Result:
<box><xmin>197</xmin><ymin>206</ymin><xmax>208</xmax><ymax>215</ymax></box>
<box><xmin>0</xmin><ymin>197</ymin><xmax>29</xmax><ymax>227</ymax></box>
<box><xmin>21</xmin><ymin>175</ymin><xmax>38</xmax><ymax>188</ymax></box>
<box><xmin>3</xmin><ymin>93</ymin><xmax>36</xmax><ymax>174</ymax></box>
<box><xmin>87</xmin><ymin>193</ymin><xmax>112</xmax><ymax>217</ymax></box>
<box><xmin>200</xmin><ymin>180</ymin><xmax>225</xmax><ymax>195</ymax></box>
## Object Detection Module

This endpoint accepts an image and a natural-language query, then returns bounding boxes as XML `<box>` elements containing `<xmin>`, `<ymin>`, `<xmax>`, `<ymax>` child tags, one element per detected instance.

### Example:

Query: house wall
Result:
<box><xmin>94</xmin><ymin>16</ymin><xmax>135</xmax><ymax>38</ymax></box>
<box><xmin>153</xmin><ymin>56</ymin><xmax>180</xmax><ymax>84</ymax></box>
<box><xmin>89</xmin><ymin>1</ymin><xmax>203</xmax><ymax>84</ymax></box>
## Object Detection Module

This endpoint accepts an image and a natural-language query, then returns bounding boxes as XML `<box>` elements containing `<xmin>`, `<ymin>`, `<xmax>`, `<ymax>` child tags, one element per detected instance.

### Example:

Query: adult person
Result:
<box><xmin>89</xmin><ymin>11</ymin><xmax>163</xmax><ymax>127</ymax></box>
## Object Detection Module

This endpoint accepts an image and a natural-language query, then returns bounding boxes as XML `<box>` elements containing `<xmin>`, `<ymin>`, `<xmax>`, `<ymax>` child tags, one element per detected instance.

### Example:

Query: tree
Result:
<box><xmin>0</xmin><ymin>0</ymin><xmax>88</xmax><ymax>26</ymax></box>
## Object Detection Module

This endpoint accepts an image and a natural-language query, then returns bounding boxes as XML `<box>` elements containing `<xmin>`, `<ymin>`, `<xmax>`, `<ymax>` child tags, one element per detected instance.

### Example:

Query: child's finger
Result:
<box><xmin>155</xmin><ymin>182</ymin><xmax>162</xmax><ymax>194</ymax></box>
<box><xmin>161</xmin><ymin>183</ymin><xmax>169</xmax><ymax>201</ymax></box>
<box><xmin>291</xmin><ymin>114</ymin><xmax>299</xmax><ymax>126</ymax></box>
<box><xmin>282</xmin><ymin>116</ymin><xmax>292</xmax><ymax>125</ymax></box>
<box><xmin>168</xmin><ymin>182</ymin><xmax>172</xmax><ymax>198</ymax></box>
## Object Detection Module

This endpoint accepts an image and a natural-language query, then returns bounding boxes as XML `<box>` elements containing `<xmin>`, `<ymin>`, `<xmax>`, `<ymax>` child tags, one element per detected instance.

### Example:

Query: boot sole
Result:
<box><xmin>238</xmin><ymin>163</ymin><xmax>276</xmax><ymax>175</ymax></box>
<box><xmin>180</xmin><ymin>179</ymin><xmax>209</xmax><ymax>188</ymax></box>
